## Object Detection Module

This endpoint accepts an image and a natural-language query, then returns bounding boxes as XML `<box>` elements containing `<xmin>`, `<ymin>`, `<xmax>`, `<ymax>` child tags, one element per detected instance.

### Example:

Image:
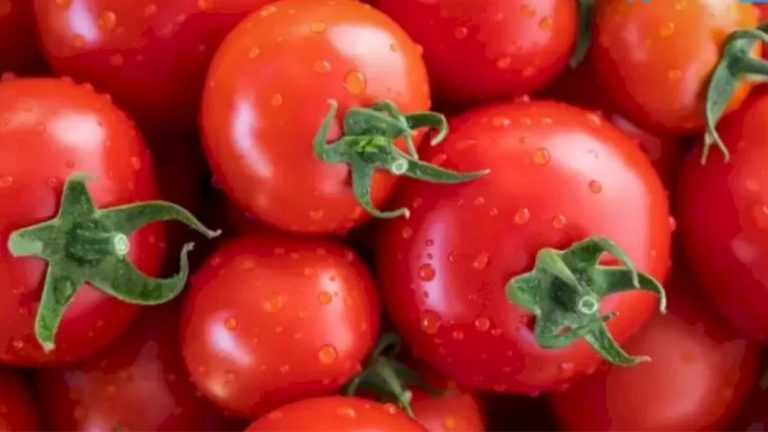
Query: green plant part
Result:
<box><xmin>313</xmin><ymin>100</ymin><xmax>489</xmax><ymax>219</ymax></box>
<box><xmin>344</xmin><ymin>332</ymin><xmax>440</xmax><ymax>416</ymax></box>
<box><xmin>569</xmin><ymin>0</ymin><xmax>595</xmax><ymax>68</ymax></box>
<box><xmin>7</xmin><ymin>174</ymin><xmax>220</xmax><ymax>352</ymax></box>
<box><xmin>704</xmin><ymin>23</ymin><xmax>768</xmax><ymax>164</ymax></box>
<box><xmin>506</xmin><ymin>237</ymin><xmax>666</xmax><ymax>366</ymax></box>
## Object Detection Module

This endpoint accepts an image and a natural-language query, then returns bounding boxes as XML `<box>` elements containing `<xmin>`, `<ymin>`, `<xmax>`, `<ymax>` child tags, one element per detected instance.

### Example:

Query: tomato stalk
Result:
<box><xmin>704</xmin><ymin>23</ymin><xmax>768</xmax><ymax>163</ymax></box>
<box><xmin>6</xmin><ymin>174</ymin><xmax>219</xmax><ymax>352</ymax></box>
<box><xmin>570</xmin><ymin>0</ymin><xmax>595</xmax><ymax>68</ymax></box>
<box><xmin>506</xmin><ymin>237</ymin><xmax>666</xmax><ymax>366</ymax></box>
<box><xmin>313</xmin><ymin>100</ymin><xmax>489</xmax><ymax>219</ymax></box>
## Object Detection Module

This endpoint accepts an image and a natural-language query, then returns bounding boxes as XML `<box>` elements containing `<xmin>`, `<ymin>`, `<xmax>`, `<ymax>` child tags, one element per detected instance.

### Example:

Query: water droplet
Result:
<box><xmin>0</xmin><ymin>176</ymin><xmax>12</xmax><ymax>188</ymax></box>
<box><xmin>588</xmin><ymin>179</ymin><xmax>602</xmax><ymax>194</ymax></box>
<box><xmin>303</xmin><ymin>267</ymin><xmax>315</xmax><ymax>276</ymax></box>
<box><xmin>248</xmin><ymin>47</ymin><xmax>261</xmax><ymax>59</ymax></box>
<box><xmin>552</xmin><ymin>214</ymin><xmax>566</xmax><ymax>229</ymax></box>
<box><xmin>98</xmin><ymin>10</ymin><xmax>117</xmax><ymax>31</ymax></box>
<box><xmin>389</xmin><ymin>42</ymin><xmax>398</xmax><ymax>52</ymax></box>
<box><xmin>65</xmin><ymin>159</ymin><xmax>76</xmax><ymax>169</ymax></box>
<box><xmin>559</xmin><ymin>362</ymin><xmax>575</xmax><ymax>378</ymax></box>
<box><xmin>313</xmin><ymin>59</ymin><xmax>331</xmax><ymax>74</ymax></box>
<box><xmin>668</xmin><ymin>216</ymin><xmax>677</xmax><ymax>232</ymax></box>
<box><xmin>309</xmin><ymin>209</ymin><xmax>324</xmax><ymax>220</ymax></box>
<box><xmin>55</xmin><ymin>0</ymin><xmax>71</xmax><ymax>8</ymax></box>
<box><xmin>263</xmin><ymin>293</ymin><xmax>284</xmax><ymax>312</ymax></box>
<box><xmin>472</xmin><ymin>252</ymin><xmax>489</xmax><ymax>270</ymax></box>
<box><xmin>443</xmin><ymin>416</ymin><xmax>458</xmax><ymax>431</ymax></box>
<box><xmin>318</xmin><ymin>291</ymin><xmax>332</xmax><ymax>305</ymax></box>
<box><xmin>71</xmin><ymin>34</ymin><xmax>86</xmax><ymax>48</ymax></box>
<box><xmin>746</xmin><ymin>179</ymin><xmax>760</xmax><ymax>191</ymax></box>
<box><xmin>586</xmin><ymin>112</ymin><xmax>602</xmax><ymax>126</ymax></box>
<box><xmin>425</xmin><ymin>239</ymin><xmax>434</xmax><ymax>247</ymax></box>
<box><xmin>144</xmin><ymin>4</ymin><xmax>157</xmax><ymax>16</ymax></box>
<box><xmin>197</xmin><ymin>0</ymin><xmax>211</xmax><ymax>10</ymax></box>
<box><xmin>268</xmin><ymin>411</ymin><xmax>283</xmax><ymax>420</ymax></box>
<box><xmin>241</xmin><ymin>259</ymin><xmax>256</xmax><ymax>270</ymax></box>
<box><xmin>453</xmin><ymin>26</ymin><xmax>468</xmax><ymax>39</ymax></box>
<box><xmin>675</xmin><ymin>0</ymin><xmax>687</xmax><ymax>10</ymax></box>
<box><xmin>451</xmin><ymin>330</ymin><xmax>464</xmax><ymax>340</ymax></box>
<box><xmin>418</xmin><ymin>263</ymin><xmax>435</xmax><ymax>281</ymax></box>
<box><xmin>271</xmin><ymin>94</ymin><xmax>283</xmax><ymax>107</ymax></box>
<box><xmin>344</xmin><ymin>71</ymin><xmax>367</xmax><ymax>95</ymax></box>
<box><xmin>491</xmin><ymin>116</ymin><xmax>511</xmax><ymax>127</ymax></box>
<box><xmin>474</xmin><ymin>317</ymin><xmax>491</xmax><ymax>332</ymax></box>
<box><xmin>11</xmin><ymin>339</ymin><xmax>23</xmax><ymax>349</ymax></box>
<box><xmin>520</xmin><ymin>3</ymin><xmax>536</xmax><ymax>18</ymax></box>
<box><xmin>383</xmin><ymin>403</ymin><xmax>399</xmax><ymax>414</ymax></box>
<box><xmin>260</xmin><ymin>5</ymin><xmax>277</xmax><ymax>17</ymax></box>
<box><xmin>659</xmin><ymin>22</ymin><xmax>675</xmax><ymax>37</ymax></box>
<box><xmin>496</xmin><ymin>56</ymin><xmax>512</xmax><ymax>70</ymax></box>
<box><xmin>279</xmin><ymin>364</ymin><xmax>290</xmax><ymax>373</ymax></box>
<box><xmin>421</xmin><ymin>310</ymin><xmax>441</xmax><ymax>335</ymax></box>
<box><xmin>491</xmin><ymin>328</ymin><xmax>502</xmax><ymax>337</ymax></box>
<box><xmin>310</xmin><ymin>22</ymin><xmax>326</xmax><ymax>33</ymax></box>
<box><xmin>224</xmin><ymin>317</ymin><xmax>237</xmax><ymax>331</ymax></box>
<box><xmin>493</xmin><ymin>12</ymin><xmax>504</xmax><ymax>22</ymax></box>
<box><xmin>753</xmin><ymin>204</ymin><xmax>768</xmax><ymax>229</ymax></box>
<box><xmin>401</xmin><ymin>227</ymin><xmax>413</xmax><ymax>239</ymax></box>
<box><xmin>336</xmin><ymin>406</ymin><xmax>357</xmax><ymax>418</ymax></box>
<box><xmin>533</xmin><ymin>147</ymin><xmax>550</xmax><ymax>165</ymax></box>
<box><xmin>514</xmin><ymin>208</ymin><xmax>530</xmax><ymax>225</ymax></box>
<box><xmin>539</xmin><ymin>16</ymin><xmax>553</xmax><ymax>31</ymax></box>
<box><xmin>318</xmin><ymin>345</ymin><xmax>338</xmax><ymax>364</ymax></box>
<box><xmin>667</xmin><ymin>69</ymin><xmax>681</xmax><ymax>81</ymax></box>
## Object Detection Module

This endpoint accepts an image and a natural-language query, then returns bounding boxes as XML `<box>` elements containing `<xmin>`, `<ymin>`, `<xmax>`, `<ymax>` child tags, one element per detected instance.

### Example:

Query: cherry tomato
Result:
<box><xmin>33</xmin><ymin>0</ymin><xmax>273</xmax><ymax>129</ymax></box>
<box><xmin>0</xmin><ymin>369</ymin><xmax>40</xmax><ymax>431</ymax></box>
<box><xmin>410</xmin><ymin>371</ymin><xmax>484</xmax><ymax>432</ymax></box>
<box><xmin>677</xmin><ymin>87</ymin><xmax>768</xmax><ymax>341</ymax></box>
<box><xmin>591</xmin><ymin>0</ymin><xmax>758</xmax><ymax>135</ymax></box>
<box><xmin>552</xmin><ymin>272</ymin><xmax>758</xmax><ymax>431</ymax></box>
<box><xmin>0</xmin><ymin>0</ymin><xmax>46</xmax><ymax>75</ymax></box>
<box><xmin>0</xmin><ymin>77</ymin><xmax>165</xmax><ymax>365</ymax></box>
<box><xmin>37</xmin><ymin>303</ymin><xmax>238</xmax><ymax>431</ymax></box>
<box><xmin>376</xmin><ymin>0</ymin><xmax>577</xmax><ymax>105</ymax></box>
<box><xmin>201</xmin><ymin>0</ymin><xmax>431</xmax><ymax>233</ymax></box>
<box><xmin>246</xmin><ymin>396</ymin><xmax>425</xmax><ymax>431</ymax></box>
<box><xmin>181</xmin><ymin>233</ymin><xmax>380</xmax><ymax>417</ymax></box>
<box><xmin>375</xmin><ymin>101</ymin><xmax>671</xmax><ymax>394</ymax></box>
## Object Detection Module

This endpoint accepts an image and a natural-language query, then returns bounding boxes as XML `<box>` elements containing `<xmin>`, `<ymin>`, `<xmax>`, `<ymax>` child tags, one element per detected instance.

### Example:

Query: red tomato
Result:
<box><xmin>376</xmin><ymin>0</ymin><xmax>577</xmax><ymax>105</ymax></box>
<box><xmin>181</xmin><ymin>234</ymin><xmax>380</xmax><ymax>417</ymax></box>
<box><xmin>0</xmin><ymin>0</ymin><xmax>46</xmax><ymax>74</ymax></box>
<box><xmin>33</xmin><ymin>0</ymin><xmax>273</xmax><ymax>129</ymax></box>
<box><xmin>677</xmin><ymin>87</ymin><xmax>768</xmax><ymax>341</ymax></box>
<box><xmin>591</xmin><ymin>0</ymin><xmax>758</xmax><ymax>136</ymax></box>
<box><xmin>0</xmin><ymin>369</ymin><xmax>40</xmax><ymax>431</ymax></box>
<box><xmin>36</xmin><ymin>303</ymin><xmax>238</xmax><ymax>431</ymax></box>
<box><xmin>201</xmin><ymin>0</ymin><xmax>431</xmax><ymax>233</ymax></box>
<box><xmin>552</xmin><ymin>272</ymin><xmax>758</xmax><ymax>431</ymax></box>
<box><xmin>410</xmin><ymin>373</ymin><xmax>484</xmax><ymax>432</ymax></box>
<box><xmin>375</xmin><ymin>101</ymin><xmax>671</xmax><ymax>394</ymax></box>
<box><xmin>246</xmin><ymin>396</ymin><xmax>425</xmax><ymax>431</ymax></box>
<box><xmin>0</xmin><ymin>77</ymin><xmax>164</xmax><ymax>365</ymax></box>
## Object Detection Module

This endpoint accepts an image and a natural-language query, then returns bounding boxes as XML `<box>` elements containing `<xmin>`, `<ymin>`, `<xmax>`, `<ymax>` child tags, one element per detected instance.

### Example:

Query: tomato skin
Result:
<box><xmin>591</xmin><ymin>0</ymin><xmax>758</xmax><ymax>135</ymax></box>
<box><xmin>552</xmin><ymin>273</ymin><xmax>758</xmax><ymax>431</ymax></box>
<box><xmin>33</xmin><ymin>0</ymin><xmax>273</xmax><ymax>129</ymax></box>
<box><xmin>375</xmin><ymin>101</ymin><xmax>671</xmax><ymax>394</ymax></box>
<box><xmin>36</xmin><ymin>303</ymin><xmax>237</xmax><ymax>431</ymax></box>
<box><xmin>0</xmin><ymin>77</ymin><xmax>164</xmax><ymax>366</ymax></box>
<box><xmin>0</xmin><ymin>369</ymin><xmax>41</xmax><ymax>431</ymax></box>
<box><xmin>246</xmin><ymin>396</ymin><xmax>426</xmax><ymax>431</ymax></box>
<box><xmin>410</xmin><ymin>376</ymin><xmax>484</xmax><ymax>432</ymax></box>
<box><xmin>201</xmin><ymin>0</ymin><xmax>430</xmax><ymax>234</ymax></box>
<box><xmin>0</xmin><ymin>0</ymin><xmax>46</xmax><ymax>74</ymax></box>
<box><xmin>677</xmin><ymin>87</ymin><xmax>768</xmax><ymax>341</ymax></box>
<box><xmin>181</xmin><ymin>233</ymin><xmax>380</xmax><ymax>417</ymax></box>
<box><xmin>376</xmin><ymin>0</ymin><xmax>577</xmax><ymax>105</ymax></box>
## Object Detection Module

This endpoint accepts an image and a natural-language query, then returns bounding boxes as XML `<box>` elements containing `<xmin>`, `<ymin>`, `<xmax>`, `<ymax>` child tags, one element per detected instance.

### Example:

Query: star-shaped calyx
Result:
<box><xmin>7</xmin><ymin>174</ymin><xmax>220</xmax><ymax>352</ymax></box>
<box><xmin>313</xmin><ymin>100</ymin><xmax>489</xmax><ymax>219</ymax></box>
<box><xmin>506</xmin><ymin>237</ymin><xmax>666</xmax><ymax>366</ymax></box>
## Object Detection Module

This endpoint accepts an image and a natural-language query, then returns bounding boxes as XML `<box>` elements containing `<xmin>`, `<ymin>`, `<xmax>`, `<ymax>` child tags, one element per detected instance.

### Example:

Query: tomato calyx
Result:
<box><xmin>344</xmin><ymin>332</ymin><xmax>439</xmax><ymax>416</ymax></box>
<box><xmin>704</xmin><ymin>23</ymin><xmax>768</xmax><ymax>164</ymax></box>
<box><xmin>506</xmin><ymin>237</ymin><xmax>666</xmax><ymax>366</ymax></box>
<box><xmin>6</xmin><ymin>174</ymin><xmax>220</xmax><ymax>352</ymax></box>
<box><xmin>570</xmin><ymin>0</ymin><xmax>595</xmax><ymax>68</ymax></box>
<box><xmin>313</xmin><ymin>100</ymin><xmax>489</xmax><ymax>219</ymax></box>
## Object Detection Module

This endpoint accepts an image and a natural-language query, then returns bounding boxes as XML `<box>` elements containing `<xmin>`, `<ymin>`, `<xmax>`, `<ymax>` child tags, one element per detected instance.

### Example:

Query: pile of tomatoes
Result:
<box><xmin>3</xmin><ymin>0</ymin><xmax>768</xmax><ymax>430</ymax></box>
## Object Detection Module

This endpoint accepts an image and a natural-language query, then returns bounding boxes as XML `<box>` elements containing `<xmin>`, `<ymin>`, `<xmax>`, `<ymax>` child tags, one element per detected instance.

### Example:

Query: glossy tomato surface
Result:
<box><xmin>34</xmin><ymin>0</ymin><xmax>273</xmax><ymax>129</ymax></box>
<box><xmin>246</xmin><ymin>396</ymin><xmax>426</xmax><ymax>432</ymax></box>
<box><xmin>0</xmin><ymin>369</ymin><xmax>40</xmax><ymax>431</ymax></box>
<box><xmin>376</xmin><ymin>101</ymin><xmax>671</xmax><ymax>394</ymax></box>
<box><xmin>0</xmin><ymin>0</ymin><xmax>46</xmax><ymax>74</ymax></box>
<box><xmin>677</xmin><ymin>87</ymin><xmax>768</xmax><ymax>341</ymax></box>
<box><xmin>376</xmin><ymin>0</ymin><xmax>577</xmax><ymax>105</ymax></box>
<box><xmin>591</xmin><ymin>0</ymin><xmax>758</xmax><ymax>134</ymax></box>
<box><xmin>552</xmin><ymin>272</ymin><xmax>758</xmax><ymax>431</ymax></box>
<box><xmin>0</xmin><ymin>77</ymin><xmax>164</xmax><ymax>365</ymax></box>
<box><xmin>411</xmin><ymin>373</ymin><xmax>484</xmax><ymax>432</ymax></box>
<box><xmin>181</xmin><ymin>234</ymin><xmax>380</xmax><ymax>417</ymax></box>
<box><xmin>37</xmin><ymin>303</ymin><xmax>237</xmax><ymax>431</ymax></box>
<box><xmin>201</xmin><ymin>0</ymin><xmax>430</xmax><ymax>233</ymax></box>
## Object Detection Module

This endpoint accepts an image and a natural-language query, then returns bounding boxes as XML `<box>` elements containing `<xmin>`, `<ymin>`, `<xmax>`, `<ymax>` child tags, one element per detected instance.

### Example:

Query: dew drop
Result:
<box><xmin>491</xmin><ymin>116</ymin><xmax>511</xmax><ymax>127</ymax></box>
<box><xmin>279</xmin><ymin>364</ymin><xmax>290</xmax><ymax>373</ymax></box>
<box><xmin>401</xmin><ymin>227</ymin><xmax>413</xmax><ymax>239</ymax></box>
<box><xmin>668</xmin><ymin>216</ymin><xmax>677</xmax><ymax>232</ymax></box>
<box><xmin>588</xmin><ymin>179</ymin><xmax>602</xmax><ymax>194</ymax></box>
<box><xmin>659</xmin><ymin>22</ymin><xmax>675</xmax><ymax>37</ymax></box>
<box><xmin>197</xmin><ymin>0</ymin><xmax>212</xmax><ymax>11</ymax></box>
<box><xmin>313</xmin><ymin>59</ymin><xmax>331</xmax><ymax>74</ymax></box>
<box><xmin>472</xmin><ymin>252</ymin><xmax>489</xmax><ymax>270</ymax></box>
<box><xmin>496</xmin><ymin>56</ymin><xmax>512</xmax><ymax>70</ymax></box>
<box><xmin>453</xmin><ymin>26</ymin><xmax>468</xmax><ymax>39</ymax></box>
<box><xmin>318</xmin><ymin>345</ymin><xmax>338</xmax><ymax>364</ymax></box>
<box><xmin>310</xmin><ymin>22</ymin><xmax>326</xmax><ymax>33</ymax></box>
<box><xmin>224</xmin><ymin>317</ymin><xmax>237</xmax><ymax>331</ymax></box>
<box><xmin>533</xmin><ymin>147</ymin><xmax>550</xmax><ymax>165</ymax></box>
<box><xmin>514</xmin><ymin>208</ymin><xmax>530</xmax><ymax>225</ymax></box>
<box><xmin>491</xmin><ymin>328</ymin><xmax>502</xmax><ymax>337</ymax></box>
<box><xmin>270</xmin><ymin>94</ymin><xmax>283</xmax><ymax>107</ymax></box>
<box><xmin>55</xmin><ymin>0</ymin><xmax>71</xmax><ymax>8</ymax></box>
<box><xmin>71</xmin><ymin>34</ymin><xmax>86</xmax><ymax>48</ymax></box>
<box><xmin>0</xmin><ymin>176</ymin><xmax>12</xmax><ymax>188</ymax></box>
<box><xmin>263</xmin><ymin>293</ymin><xmax>284</xmax><ymax>313</ymax></box>
<box><xmin>746</xmin><ymin>179</ymin><xmax>760</xmax><ymax>192</ymax></box>
<box><xmin>309</xmin><ymin>209</ymin><xmax>324</xmax><ymax>220</ymax></box>
<box><xmin>474</xmin><ymin>317</ymin><xmax>491</xmax><ymax>332</ymax></box>
<box><xmin>336</xmin><ymin>406</ymin><xmax>357</xmax><ymax>418</ymax></box>
<box><xmin>144</xmin><ymin>4</ymin><xmax>157</xmax><ymax>16</ymax></box>
<box><xmin>418</xmin><ymin>263</ymin><xmax>436</xmax><ymax>281</ymax></box>
<box><xmin>318</xmin><ymin>291</ymin><xmax>332</xmax><ymax>305</ymax></box>
<box><xmin>752</xmin><ymin>203</ymin><xmax>768</xmax><ymax>229</ymax></box>
<box><xmin>443</xmin><ymin>416</ymin><xmax>458</xmax><ymax>430</ymax></box>
<box><xmin>11</xmin><ymin>339</ymin><xmax>23</xmax><ymax>349</ymax></box>
<box><xmin>344</xmin><ymin>71</ymin><xmax>367</xmax><ymax>95</ymax></box>
<box><xmin>520</xmin><ymin>3</ymin><xmax>535</xmax><ymax>18</ymax></box>
<box><xmin>260</xmin><ymin>5</ymin><xmax>277</xmax><ymax>17</ymax></box>
<box><xmin>248</xmin><ymin>47</ymin><xmax>261</xmax><ymax>59</ymax></box>
<box><xmin>99</xmin><ymin>10</ymin><xmax>117</xmax><ymax>31</ymax></box>
<box><xmin>421</xmin><ymin>310</ymin><xmax>441</xmax><ymax>335</ymax></box>
<box><xmin>668</xmin><ymin>69</ymin><xmax>681</xmax><ymax>81</ymax></box>
<box><xmin>539</xmin><ymin>16</ymin><xmax>553</xmax><ymax>31</ymax></box>
<box><xmin>559</xmin><ymin>362</ymin><xmax>575</xmax><ymax>378</ymax></box>
<box><xmin>586</xmin><ymin>112</ymin><xmax>602</xmax><ymax>126</ymax></box>
<box><xmin>552</xmin><ymin>214</ymin><xmax>566</xmax><ymax>229</ymax></box>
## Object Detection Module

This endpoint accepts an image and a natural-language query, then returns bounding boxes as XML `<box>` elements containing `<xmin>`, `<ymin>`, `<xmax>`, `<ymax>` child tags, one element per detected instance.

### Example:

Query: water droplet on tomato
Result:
<box><xmin>263</xmin><ymin>293</ymin><xmax>284</xmax><ymax>313</ymax></box>
<box><xmin>271</xmin><ymin>94</ymin><xmax>283</xmax><ymax>107</ymax></box>
<box><xmin>318</xmin><ymin>345</ymin><xmax>338</xmax><ymax>364</ymax></box>
<box><xmin>491</xmin><ymin>116</ymin><xmax>511</xmax><ymax>127</ymax></box>
<box><xmin>667</xmin><ymin>69</ymin><xmax>682</xmax><ymax>81</ymax></box>
<box><xmin>279</xmin><ymin>364</ymin><xmax>290</xmax><ymax>373</ymax></box>
<box><xmin>71</xmin><ymin>34</ymin><xmax>86</xmax><ymax>48</ymax></box>
<box><xmin>752</xmin><ymin>204</ymin><xmax>768</xmax><ymax>229</ymax></box>
<box><xmin>418</xmin><ymin>263</ymin><xmax>435</xmax><ymax>281</ymax></box>
<box><xmin>317</xmin><ymin>291</ymin><xmax>332</xmax><ymax>305</ymax></box>
<box><xmin>586</xmin><ymin>112</ymin><xmax>602</xmax><ymax>126</ymax></box>
<box><xmin>98</xmin><ymin>10</ymin><xmax>117</xmax><ymax>31</ymax></box>
<box><xmin>668</xmin><ymin>216</ymin><xmax>677</xmax><ymax>232</ymax></box>
<box><xmin>588</xmin><ymin>179</ymin><xmax>602</xmax><ymax>194</ymax></box>
<box><xmin>144</xmin><ymin>4</ymin><xmax>157</xmax><ymax>16</ymax></box>
<box><xmin>514</xmin><ymin>208</ymin><xmax>530</xmax><ymax>225</ymax></box>
<box><xmin>533</xmin><ymin>147</ymin><xmax>550</xmax><ymax>165</ymax></box>
<box><xmin>260</xmin><ymin>5</ymin><xmax>277</xmax><ymax>17</ymax></box>
<box><xmin>383</xmin><ymin>403</ymin><xmax>399</xmax><ymax>414</ymax></box>
<box><xmin>474</xmin><ymin>317</ymin><xmax>490</xmax><ymax>332</ymax></box>
<box><xmin>310</xmin><ymin>22</ymin><xmax>326</xmax><ymax>33</ymax></box>
<box><xmin>472</xmin><ymin>252</ymin><xmax>489</xmax><ymax>270</ymax></box>
<box><xmin>520</xmin><ymin>3</ymin><xmax>535</xmax><ymax>18</ymax></box>
<box><xmin>552</xmin><ymin>214</ymin><xmax>566</xmax><ymax>229</ymax></box>
<box><xmin>453</xmin><ymin>26</ymin><xmax>468</xmax><ymax>39</ymax></box>
<box><xmin>313</xmin><ymin>59</ymin><xmax>332</xmax><ymax>74</ymax></box>
<box><xmin>303</xmin><ymin>267</ymin><xmax>315</xmax><ymax>276</ymax></box>
<box><xmin>539</xmin><ymin>16</ymin><xmax>553</xmax><ymax>31</ymax></box>
<box><xmin>0</xmin><ymin>176</ymin><xmax>12</xmax><ymax>188</ymax></box>
<box><xmin>55</xmin><ymin>0</ymin><xmax>72</xmax><ymax>8</ymax></box>
<box><xmin>401</xmin><ymin>226</ymin><xmax>413</xmax><ymax>239</ymax></box>
<box><xmin>11</xmin><ymin>339</ymin><xmax>23</xmax><ymax>349</ymax></box>
<box><xmin>496</xmin><ymin>56</ymin><xmax>512</xmax><ymax>70</ymax></box>
<box><xmin>197</xmin><ymin>0</ymin><xmax>212</xmax><ymax>11</ymax></box>
<box><xmin>224</xmin><ymin>317</ymin><xmax>237</xmax><ymax>331</ymax></box>
<box><xmin>559</xmin><ymin>362</ymin><xmax>574</xmax><ymax>378</ymax></box>
<box><xmin>421</xmin><ymin>310</ymin><xmax>441</xmax><ymax>335</ymax></box>
<box><xmin>336</xmin><ymin>406</ymin><xmax>357</xmax><ymax>418</ymax></box>
<box><xmin>248</xmin><ymin>47</ymin><xmax>261</xmax><ymax>59</ymax></box>
<box><xmin>451</xmin><ymin>330</ymin><xmax>464</xmax><ymax>340</ymax></box>
<box><xmin>65</xmin><ymin>159</ymin><xmax>76</xmax><ymax>169</ymax></box>
<box><xmin>659</xmin><ymin>22</ymin><xmax>675</xmax><ymax>37</ymax></box>
<box><xmin>344</xmin><ymin>71</ymin><xmax>367</xmax><ymax>95</ymax></box>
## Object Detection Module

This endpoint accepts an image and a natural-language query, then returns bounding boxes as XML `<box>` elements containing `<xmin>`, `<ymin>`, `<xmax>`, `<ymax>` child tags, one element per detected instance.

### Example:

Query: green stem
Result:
<box><xmin>569</xmin><ymin>0</ymin><xmax>595</xmax><ymax>68</ymax></box>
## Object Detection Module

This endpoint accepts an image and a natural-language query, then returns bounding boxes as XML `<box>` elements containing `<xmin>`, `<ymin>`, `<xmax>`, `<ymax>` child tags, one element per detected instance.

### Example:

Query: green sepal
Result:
<box><xmin>506</xmin><ymin>237</ymin><xmax>666</xmax><ymax>366</ymax></box>
<box><xmin>7</xmin><ymin>173</ymin><xmax>219</xmax><ymax>352</ymax></box>
<box><xmin>570</xmin><ymin>0</ymin><xmax>595</xmax><ymax>68</ymax></box>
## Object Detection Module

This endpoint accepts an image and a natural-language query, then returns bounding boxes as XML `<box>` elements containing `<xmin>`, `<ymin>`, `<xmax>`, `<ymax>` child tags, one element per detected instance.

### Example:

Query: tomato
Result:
<box><xmin>201</xmin><ymin>0</ymin><xmax>433</xmax><ymax>233</ymax></box>
<box><xmin>37</xmin><ymin>303</ymin><xmax>238</xmax><ymax>431</ymax></box>
<box><xmin>375</xmin><ymin>101</ymin><xmax>671</xmax><ymax>394</ymax></box>
<box><xmin>410</xmin><ymin>373</ymin><xmax>484</xmax><ymax>432</ymax></box>
<box><xmin>33</xmin><ymin>0</ymin><xmax>273</xmax><ymax>129</ymax></box>
<box><xmin>552</xmin><ymin>272</ymin><xmax>758</xmax><ymax>431</ymax></box>
<box><xmin>246</xmin><ymin>396</ymin><xmax>425</xmax><ymax>431</ymax></box>
<box><xmin>0</xmin><ymin>369</ymin><xmax>40</xmax><ymax>431</ymax></box>
<box><xmin>0</xmin><ymin>77</ymin><xmax>166</xmax><ymax>365</ymax></box>
<box><xmin>181</xmin><ymin>233</ymin><xmax>380</xmax><ymax>417</ymax></box>
<box><xmin>591</xmin><ymin>0</ymin><xmax>758</xmax><ymax>137</ymax></box>
<box><xmin>376</xmin><ymin>0</ymin><xmax>577</xmax><ymax>105</ymax></box>
<box><xmin>677</xmin><ymin>87</ymin><xmax>768</xmax><ymax>341</ymax></box>
<box><xmin>0</xmin><ymin>0</ymin><xmax>46</xmax><ymax>75</ymax></box>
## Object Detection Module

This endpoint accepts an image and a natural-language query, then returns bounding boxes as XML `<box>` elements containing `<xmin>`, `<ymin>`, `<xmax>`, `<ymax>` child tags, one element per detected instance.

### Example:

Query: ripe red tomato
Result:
<box><xmin>375</xmin><ymin>101</ymin><xmax>671</xmax><ymax>394</ymax></box>
<box><xmin>33</xmin><ymin>0</ymin><xmax>273</xmax><ymax>129</ymax></box>
<box><xmin>0</xmin><ymin>77</ymin><xmax>165</xmax><ymax>365</ymax></box>
<box><xmin>0</xmin><ymin>0</ymin><xmax>46</xmax><ymax>74</ymax></box>
<box><xmin>181</xmin><ymin>234</ymin><xmax>380</xmax><ymax>417</ymax></box>
<box><xmin>246</xmin><ymin>396</ymin><xmax>425</xmax><ymax>431</ymax></box>
<box><xmin>410</xmin><ymin>373</ymin><xmax>484</xmax><ymax>432</ymax></box>
<box><xmin>552</xmin><ymin>272</ymin><xmax>758</xmax><ymax>431</ymax></box>
<box><xmin>201</xmin><ymin>0</ymin><xmax>431</xmax><ymax>233</ymax></box>
<box><xmin>0</xmin><ymin>369</ymin><xmax>40</xmax><ymax>431</ymax></box>
<box><xmin>677</xmin><ymin>87</ymin><xmax>768</xmax><ymax>341</ymax></box>
<box><xmin>376</xmin><ymin>0</ymin><xmax>577</xmax><ymax>105</ymax></box>
<box><xmin>37</xmin><ymin>303</ymin><xmax>238</xmax><ymax>431</ymax></box>
<box><xmin>591</xmin><ymin>0</ymin><xmax>758</xmax><ymax>137</ymax></box>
